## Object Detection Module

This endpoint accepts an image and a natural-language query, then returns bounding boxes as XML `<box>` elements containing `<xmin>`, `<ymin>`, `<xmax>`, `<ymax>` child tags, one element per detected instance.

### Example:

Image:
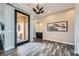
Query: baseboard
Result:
<box><xmin>43</xmin><ymin>39</ymin><xmax>74</xmax><ymax>46</ymax></box>
<box><xmin>4</xmin><ymin>46</ymin><xmax>14</xmax><ymax>52</ymax></box>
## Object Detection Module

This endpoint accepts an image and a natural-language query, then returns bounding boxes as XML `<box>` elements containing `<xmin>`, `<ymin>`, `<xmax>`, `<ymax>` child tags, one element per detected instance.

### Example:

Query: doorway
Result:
<box><xmin>15</xmin><ymin>10</ymin><xmax>30</xmax><ymax>47</ymax></box>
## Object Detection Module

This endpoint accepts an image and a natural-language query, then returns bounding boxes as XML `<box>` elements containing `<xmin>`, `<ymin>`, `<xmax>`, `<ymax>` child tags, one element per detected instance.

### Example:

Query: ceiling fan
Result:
<box><xmin>33</xmin><ymin>4</ymin><xmax>44</xmax><ymax>14</ymax></box>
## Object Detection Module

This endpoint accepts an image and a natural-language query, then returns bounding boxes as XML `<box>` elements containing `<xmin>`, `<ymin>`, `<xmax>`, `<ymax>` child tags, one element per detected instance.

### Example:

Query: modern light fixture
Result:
<box><xmin>33</xmin><ymin>4</ymin><xmax>44</xmax><ymax>14</ymax></box>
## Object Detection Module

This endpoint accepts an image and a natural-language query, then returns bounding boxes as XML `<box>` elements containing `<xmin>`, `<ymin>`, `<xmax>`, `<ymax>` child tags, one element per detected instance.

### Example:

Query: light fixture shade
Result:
<box><xmin>33</xmin><ymin>4</ymin><xmax>44</xmax><ymax>14</ymax></box>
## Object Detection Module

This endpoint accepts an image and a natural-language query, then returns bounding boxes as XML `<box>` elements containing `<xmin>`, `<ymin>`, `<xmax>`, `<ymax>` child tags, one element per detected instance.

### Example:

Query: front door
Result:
<box><xmin>15</xmin><ymin>10</ymin><xmax>30</xmax><ymax>47</ymax></box>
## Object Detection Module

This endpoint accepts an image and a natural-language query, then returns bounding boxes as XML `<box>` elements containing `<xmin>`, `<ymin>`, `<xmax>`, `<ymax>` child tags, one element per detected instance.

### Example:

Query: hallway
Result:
<box><xmin>0</xmin><ymin>3</ymin><xmax>79</xmax><ymax>56</ymax></box>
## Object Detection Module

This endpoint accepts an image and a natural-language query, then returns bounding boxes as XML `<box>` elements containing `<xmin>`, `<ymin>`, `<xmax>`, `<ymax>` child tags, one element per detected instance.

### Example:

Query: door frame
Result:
<box><xmin>15</xmin><ymin>9</ymin><xmax>30</xmax><ymax>47</ymax></box>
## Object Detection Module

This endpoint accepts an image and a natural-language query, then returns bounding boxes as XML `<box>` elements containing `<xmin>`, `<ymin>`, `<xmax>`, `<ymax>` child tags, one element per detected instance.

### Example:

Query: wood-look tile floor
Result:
<box><xmin>0</xmin><ymin>41</ymin><xmax>76</xmax><ymax>56</ymax></box>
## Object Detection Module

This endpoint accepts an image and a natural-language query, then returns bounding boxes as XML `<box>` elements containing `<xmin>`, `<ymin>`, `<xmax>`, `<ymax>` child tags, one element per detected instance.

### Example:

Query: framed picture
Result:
<box><xmin>47</xmin><ymin>21</ymin><xmax>68</xmax><ymax>32</ymax></box>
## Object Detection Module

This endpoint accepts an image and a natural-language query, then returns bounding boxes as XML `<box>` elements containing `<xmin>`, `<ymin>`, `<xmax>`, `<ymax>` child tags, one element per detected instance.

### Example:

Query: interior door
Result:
<box><xmin>15</xmin><ymin>10</ymin><xmax>30</xmax><ymax>47</ymax></box>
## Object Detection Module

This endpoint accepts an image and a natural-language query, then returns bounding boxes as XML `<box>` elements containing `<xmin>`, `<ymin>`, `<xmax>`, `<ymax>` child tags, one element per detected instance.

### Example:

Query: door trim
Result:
<box><xmin>15</xmin><ymin>9</ymin><xmax>30</xmax><ymax>47</ymax></box>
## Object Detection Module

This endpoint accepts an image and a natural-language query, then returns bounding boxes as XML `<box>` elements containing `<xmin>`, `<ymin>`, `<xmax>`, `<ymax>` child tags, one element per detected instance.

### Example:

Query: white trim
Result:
<box><xmin>4</xmin><ymin>46</ymin><xmax>14</xmax><ymax>52</ymax></box>
<box><xmin>43</xmin><ymin>39</ymin><xmax>74</xmax><ymax>45</ymax></box>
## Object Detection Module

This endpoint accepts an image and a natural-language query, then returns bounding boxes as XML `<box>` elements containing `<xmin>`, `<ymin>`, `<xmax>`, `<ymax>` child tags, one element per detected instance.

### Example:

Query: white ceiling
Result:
<box><xmin>15</xmin><ymin>3</ymin><xmax>75</xmax><ymax>19</ymax></box>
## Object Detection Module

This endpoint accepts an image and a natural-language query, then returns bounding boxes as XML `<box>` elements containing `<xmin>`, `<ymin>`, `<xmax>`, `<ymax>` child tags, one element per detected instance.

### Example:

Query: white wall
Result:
<box><xmin>0</xmin><ymin>4</ymin><xmax>6</xmax><ymax>49</ymax></box>
<box><xmin>3</xmin><ymin>5</ymin><xmax>15</xmax><ymax>51</ymax></box>
<box><xmin>30</xmin><ymin>15</ymin><xmax>33</xmax><ymax>41</ymax></box>
<box><xmin>75</xmin><ymin>4</ymin><xmax>79</xmax><ymax>54</ymax></box>
<box><xmin>0</xmin><ymin>4</ymin><xmax>16</xmax><ymax>51</ymax></box>
<box><xmin>33</xmin><ymin>20</ymin><xmax>36</xmax><ymax>38</ymax></box>
<box><xmin>35</xmin><ymin>8</ymin><xmax>75</xmax><ymax>45</ymax></box>
<box><xmin>0</xmin><ymin>3</ymin><xmax>5</xmax><ymax>26</ymax></box>
<box><xmin>0</xmin><ymin>4</ymin><xmax>33</xmax><ymax>51</ymax></box>
<box><xmin>0</xmin><ymin>15</ymin><xmax>3</xmax><ymax>41</ymax></box>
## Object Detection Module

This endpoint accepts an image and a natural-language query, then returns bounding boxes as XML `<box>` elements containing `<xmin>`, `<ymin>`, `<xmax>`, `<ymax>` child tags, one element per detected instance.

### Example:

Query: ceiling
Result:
<box><xmin>15</xmin><ymin>3</ymin><xmax>75</xmax><ymax>19</ymax></box>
